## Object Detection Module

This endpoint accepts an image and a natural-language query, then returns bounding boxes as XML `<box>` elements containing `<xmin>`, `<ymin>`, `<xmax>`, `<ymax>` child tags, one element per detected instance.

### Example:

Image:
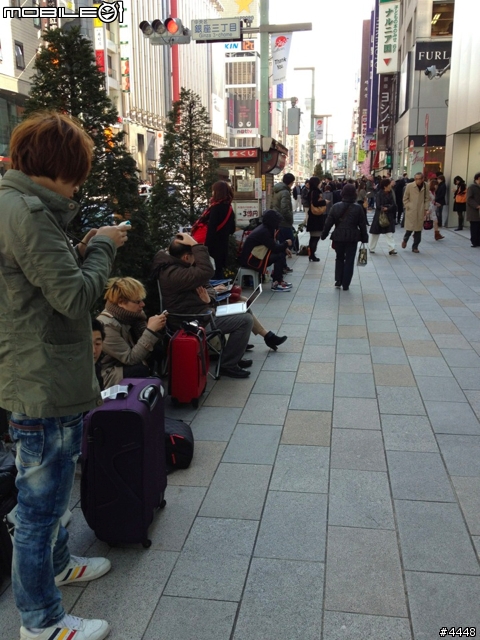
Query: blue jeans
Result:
<box><xmin>9</xmin><ymin>412</ymin><xmax>83</xmax><ymax>629</ymax></box>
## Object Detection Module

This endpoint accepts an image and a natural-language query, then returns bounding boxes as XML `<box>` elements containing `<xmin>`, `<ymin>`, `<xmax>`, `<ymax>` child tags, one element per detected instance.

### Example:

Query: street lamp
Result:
<box><xmin>294</xmin><ymin>67</ymin><xmax>315</xmax><ymax>171</ymax></box>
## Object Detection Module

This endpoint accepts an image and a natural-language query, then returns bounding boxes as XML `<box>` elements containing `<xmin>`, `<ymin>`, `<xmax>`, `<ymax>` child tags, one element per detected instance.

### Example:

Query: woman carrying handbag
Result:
<box><xmin>368</xmin><ymin>178</ymin><xmax>398</xmax><ymax>255</ymax></box>
<box><xmin>453</xmin><ymin>175</ymin><xmax>467</xmax><ymax>231</ymax></box>
<box><xmin>306</xmin><ymin>176</ymin><xmax>327</xmax><ymax>262</ymax></box>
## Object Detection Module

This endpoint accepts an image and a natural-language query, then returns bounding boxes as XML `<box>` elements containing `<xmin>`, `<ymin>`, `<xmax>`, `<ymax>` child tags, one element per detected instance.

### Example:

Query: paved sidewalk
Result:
<box><xmin>2</xmin><ymin>227</ymin><xmax>480</xmax><ymax>639</ymax></box>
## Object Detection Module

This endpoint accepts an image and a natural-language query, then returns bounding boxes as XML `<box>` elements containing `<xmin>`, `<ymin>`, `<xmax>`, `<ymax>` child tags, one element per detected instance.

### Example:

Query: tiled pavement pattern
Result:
<box><xmin>2</xmin><ymin>227</ymin><xmax>480</xmax><ymax>639</ymax></box>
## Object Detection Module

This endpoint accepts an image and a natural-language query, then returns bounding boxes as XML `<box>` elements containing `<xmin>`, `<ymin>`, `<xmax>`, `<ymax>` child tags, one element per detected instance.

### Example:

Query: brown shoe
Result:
<box><xmin>412</xmin><ymin>248</ymin><xmax>420</xmax><ymax>253</ymax></box>
<box><xmin>401</xmin><ymin>240</ymin><xmax>407</xmax><ymax>249</ymax></box>
<box><xmin>435</xmin><ymin>231</ymin><xmax>445</xmax><ymax>241</ymax></box>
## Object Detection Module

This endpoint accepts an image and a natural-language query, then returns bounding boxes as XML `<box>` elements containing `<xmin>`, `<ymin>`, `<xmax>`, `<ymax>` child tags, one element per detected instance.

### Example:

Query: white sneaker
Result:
<box><xmin>20</xmin><ymin>614</ymin><xmax>110</xmax><ymax>640</ymax></box>
<box><xmin>55</xmin><ymin>555</ymin><xmax>111</xmax><ymax>586</ymax></box>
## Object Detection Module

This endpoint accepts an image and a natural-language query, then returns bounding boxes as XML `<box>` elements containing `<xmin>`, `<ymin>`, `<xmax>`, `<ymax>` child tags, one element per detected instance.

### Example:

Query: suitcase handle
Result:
<box><xmin>139</xmin><ymin>385</ymin><xmax>159</xmax><ymax>410</ymax></box>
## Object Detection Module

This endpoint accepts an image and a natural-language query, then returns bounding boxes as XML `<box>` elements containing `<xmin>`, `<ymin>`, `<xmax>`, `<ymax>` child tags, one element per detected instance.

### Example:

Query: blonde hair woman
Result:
<box><xmin>98</xmin><ymin>277</ymin><xmax>167</xmax><ymax>387</ymax></box>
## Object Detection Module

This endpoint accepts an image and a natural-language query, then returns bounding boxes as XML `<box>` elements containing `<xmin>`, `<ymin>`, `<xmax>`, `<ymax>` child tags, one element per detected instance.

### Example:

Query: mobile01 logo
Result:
<box><xmin>3</xmin><ymin>1</ymin><xmax>124</xmax><ymax>24</ymax></box>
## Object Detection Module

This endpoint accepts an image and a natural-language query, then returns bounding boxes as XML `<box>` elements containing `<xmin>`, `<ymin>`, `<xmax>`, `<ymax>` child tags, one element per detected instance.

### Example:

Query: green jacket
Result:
<box><xmin>0</xmin><ymin>170</ymin><xmax>117</xmax><ymax>417</ymax></box>
<box><xmin>271</xmin><ymin>182</ymin><xmax>293</xmax><ymax>228</ymax></box>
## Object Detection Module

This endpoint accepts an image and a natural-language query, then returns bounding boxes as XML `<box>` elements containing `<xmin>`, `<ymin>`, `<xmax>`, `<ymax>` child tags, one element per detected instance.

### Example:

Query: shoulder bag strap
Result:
<box><xmin>216</xmin><ymin>205</ymin><xmax>233</xmax><ymax>232</ymax></box>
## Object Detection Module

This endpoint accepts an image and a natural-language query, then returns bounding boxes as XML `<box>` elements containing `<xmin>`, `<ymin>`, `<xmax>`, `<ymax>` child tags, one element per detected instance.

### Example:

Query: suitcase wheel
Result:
<box><xmin>142</xmin><ymin>539</ymin><xmax>152</xmax><ymax>549</ymax></box>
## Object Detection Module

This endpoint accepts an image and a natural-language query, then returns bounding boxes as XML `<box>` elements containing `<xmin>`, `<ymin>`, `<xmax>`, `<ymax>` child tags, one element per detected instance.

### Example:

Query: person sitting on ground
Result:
<box><xmin>241</xmin><ymin>209</ymin><xmax>293</xmax><ymax>293</ymax></box>
<box><xmin>153</xmin><ymin>233</ymin><xmax>254</xmax><ymax>379</ymax></box>
<box><xmin>97</xmin><ymin>277</ymin><xmax>167</xmax><ymax>388</ymax></box>
<box><xmin>92</xmin><ymin>318</ymin><xmax>106</xmax><ymax>391</ymax></box>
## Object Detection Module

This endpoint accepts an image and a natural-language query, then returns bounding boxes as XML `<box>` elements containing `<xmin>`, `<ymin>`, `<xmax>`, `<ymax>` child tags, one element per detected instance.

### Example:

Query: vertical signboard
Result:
<box><xmin>327</xmin><ymin>143</ymin><xmax>334</xmax><ymax>161</ymax></box>
<box><xmin>41</xmin><ymin>0</ymin><xmax>58</xmax><ymax>31</ymax></box>
<box><xmin>359</xmin><ymin>20</ymin><xmax>371</xmax><ymax>130</ymax></box>
<box><xmin>271</xmin><ymin>33</ymin><xmax>292</xmax><ymax>85</ymax></box>
<box><xmin>315</xmin><ymin>118</ymin><xmax>324</xmax><ymax>141</ymax></box>
<box><xmin>119</xmin><ymin>0</ymin><xmax>131</xmax><ymax>92</ymax></box>
<box><xmin>367</xmin><ymin>4</ymin><xmax>379</xmax><ymax>136</ymax></box>
<box><xmin>377</xmin><ymin>74</ymin><xmax>396</xmax><ymax>151</ymax></box>
<box><xmin>377</xmin><ymin>0</ymin><xmax>400</xmax><ymax>74</ymax></box>
<box><xmin>93</xmin><ymin>7</ymin><xmax>105</xmax><ymax>75</ymax></box>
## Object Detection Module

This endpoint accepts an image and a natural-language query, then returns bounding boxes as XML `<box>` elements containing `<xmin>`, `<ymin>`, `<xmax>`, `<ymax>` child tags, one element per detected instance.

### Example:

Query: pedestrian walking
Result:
<box><xmin>301</xmin><ymin>180</ymin><xmax>311</xmax><ymax>218</ymax></box>
<box><xmin>321</xmin><ymin>184</ymin><xmax>368</xmax><ymax>291</ymax></box>
<box><xmin>357</xmin><ymin>179</ymin><xmax>369</xmax><ymax>226</ymax></box>
<box><xmin>401</xmin><ymin>172</ymin><xmax>430</xmax><ymax>253</ymax></box>
<box><xmin>453</xmin><ymin>175</ymin><xmax>467</xmax><ymax>230</ymax></box>
<box><xmin>435</xmin><ymin>174</ymin><xmax>447</xmax><ymax>227</ymax></box>
<box><xmin>466</xmin><ymin>172</ymin><xmax>480</xmax><ymax>247</ymax></box>
<box><xmin>428</xmin><ymin>179</ymin><xmax>445</xmax><ymax>241</ymax></box>
<box><xmin>369</xmin><ymin>178</ymin><xmax>398</xmax><ymax>255</ymax></box>
<box><xmin>292</xmin><ymin>182</ymin><xmax>302</xmax><ymax>211</ymax></box>
<box><xmin>306</xmin><ymin>176</ymin><xmax>327</xmax><ymax>262</ymax></box>
<box><xmin>394</xmin><ymin>174</ymin><xmax>408</xmax><ymax>225</ymax></box>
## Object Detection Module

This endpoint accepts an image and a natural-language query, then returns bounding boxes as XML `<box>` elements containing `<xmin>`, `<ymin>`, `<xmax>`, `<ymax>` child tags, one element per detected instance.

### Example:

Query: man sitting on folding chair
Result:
<box><xmin>152</xmin><ymin>233</ymin><xmax>253</xmax><ymax>379</ymax></box>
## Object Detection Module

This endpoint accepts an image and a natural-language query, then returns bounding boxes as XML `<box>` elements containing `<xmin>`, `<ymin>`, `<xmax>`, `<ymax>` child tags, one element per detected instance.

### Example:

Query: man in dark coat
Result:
<box><xmin>467</xmin><ymin>172</ymin><xmax>480</xmax><ymax>247</ymax></box>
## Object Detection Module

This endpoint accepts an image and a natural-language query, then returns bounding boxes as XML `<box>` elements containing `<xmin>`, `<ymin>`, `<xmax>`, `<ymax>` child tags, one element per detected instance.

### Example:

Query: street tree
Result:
<box><xmin>23</xmin><ymin>26</ymin><xmax>154</xmax><ymax>289</ymax></box>
<box><xmin>148</xmin><ymin>88</ymin><xmax>218</xmax><ymax>249</ymax></box>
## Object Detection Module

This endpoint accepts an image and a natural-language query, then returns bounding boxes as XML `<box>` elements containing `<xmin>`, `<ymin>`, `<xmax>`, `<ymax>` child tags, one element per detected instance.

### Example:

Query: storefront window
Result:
<box><xmin>431</xmin><ymin>1</ymin><xmax>454</xmax><ymax>37</ymax></box>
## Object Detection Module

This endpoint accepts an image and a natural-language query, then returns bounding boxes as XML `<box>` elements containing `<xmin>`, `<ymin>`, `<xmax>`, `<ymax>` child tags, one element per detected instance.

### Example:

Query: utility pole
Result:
<box><xmin>294</xmin><ymin>67</ymin><xmax>315</xmax><ymax>173</ymax></box>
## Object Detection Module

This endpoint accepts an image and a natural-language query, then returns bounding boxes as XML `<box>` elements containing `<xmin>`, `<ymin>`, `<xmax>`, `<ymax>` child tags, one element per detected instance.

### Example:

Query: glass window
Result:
<box><xmin>431</xmin><ymin>1</ymin><xmax>454</xmax><ymax>37</ymax></box>
<box><xmin>14</xmin><ymin>42</ymin><xmax>25</xmax><ymax>70</ymax></box>
<box><xmin>32</xmin><ymin>0</ymin><xmax>40</xmax><ymax>28</ymax></box>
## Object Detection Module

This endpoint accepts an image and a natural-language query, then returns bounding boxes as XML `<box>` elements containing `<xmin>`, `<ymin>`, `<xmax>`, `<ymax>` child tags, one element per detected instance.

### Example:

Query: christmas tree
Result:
<box><xmin>148</xmin><ymin>88</ymin><xmax>218</xmax><ymax>249</ymax></box>
<box><xmin>23</xmin><ymin>27</ymin><xmax>154</xmax><ymax>294</ymax></box>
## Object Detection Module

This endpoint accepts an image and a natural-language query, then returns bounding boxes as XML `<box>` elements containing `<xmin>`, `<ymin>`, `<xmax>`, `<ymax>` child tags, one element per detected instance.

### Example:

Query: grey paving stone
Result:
<box><xmin>406</xmin><ymin>572</ymin><xmax>480</xmax><ymax>640</ymax></box>
<box><xmin>367</xmin><ymin>320</ymin><xmax>398</xmax><ymax>333</ymax></box>
<box><xmin>254</xmin><ymin>491</ymin><xmax>327</xmax><ymax>562</ymax></box>
<box><xmin>371</xmin><ymin>346</ymin><xmax>408</xmax><ymax>364</ymax></box>
<box><xmin>322</xmin><ymin>612</ymin><xmax>411</xmax><ymax>640</ymax></box>
<box><xmin>434</xmin><ymin>334</ymin><xmax>472</xmax><ymax>349</ymax></box>
<box><xmin>289</xmin><ymin>383</ymin><xmax>334</xmax><ymax>411</ymax></box>
<box><xmin>309</xmin><ymin>318</ymin><xmax>338</xmax><ymax>332</ymax></box>
<box><xmin>149</xmin><ymin>486</ymin><xmax>206</xmax><ymax>551</ymax></box>
<box><xmin>339</xmin><ymin>314</ymin><xmax>366</xmax><ymax>326</ymax></box>
<box><xmin>408</xmin><ymin>355</ymin><xmax>453</xmax><ymax>377</ymax></box>
<box><xmin>270</xmin><ymin>445</ymin><xmax>329</xmax><ymax>493</ymax></box>
<box><xmin>233</xmin><ymin>558</ymin><xmax>324</xmax><ymax>640</ymax></box>
<box><xmin>66</xmin><ymin>507</ymin><xmax>98</xmax><ymax>556</ymax></box>
<box><xmin>437</xmin><ymin>434</ymin><xmax>480</xmax><ymax>477</ymax></box>
<box><xmin>387</xmin><ymin>451</ymin><xmax>455</xmax><ymax>501</ymax></box>
<box><xmin>72</xmin><ymin>549</ymin><xmax>178</xmax><ymax>640</ymax></box>
<box><xmin>301</xmin><ymin>345</ymin><xmax>336</xmax><ymax>362</ymax></box>
<box><xmin>325</xmin><ymin>527</ymin><xmax>408</xmax><ymax>617</ymax></box>
<box><xmin>333</xmin><ymin>397</ymin><xmax>381</xmax><ymax>430</ymax></box>
<box><xmin>474</xmin><ymin>536</ymin><xmax>480</xmax><ymax>559</ymax></box>
<box><xmin>167</xmin><ymin>441</ymin><xmax>226</xmax><ymax>487</ymax></box>
<box><xmin>398</xmin><ymin>326</ymin><xmax>432</xmax><ymax>341</ymax></box>
<box><xmin>381</xmin><ymin>415</ymin><xmax>438</xmax><ymax>452</ymax></box>
<box><xmin>252</xmin><ymin>370</ymin><xmax>296</xmax><ymax>395</ymax></box>
<box><xmin>403</xmin><ymin>340</ymin><xmax>442</xmax><ymax>356</ymax></box>
<box><xmin>377</xmin><ymin>386</ymin><xmax>426</xmax><ymax>415</ymax></box>
<box><xmin>199</xmin><ymin>463</ymin><xmax>271</xmax><ymax>519</ymax></box>
<box><xmin>329</xmin><ymin>469</ymin><xmax>394</xmax><ymax>529</ymax></box>
<box><xmin>337</xmin><ymin>324</ymin><xmax>368</xmax><ymax>339</ymax></box>
<box><xmin>305</xmin><ymin>330</ymin><xmax>337</xmax><ymax>346</ymax></box>
<box><xmin>262</xmin><ymin>351</ymin><xmax>301</xmax><ymax>371</ymax></box>
<box><xmin>281</xmin><ymin>410</ymin><xmax>332</xmax><ymax>446</ymax></box>
<box><xmin>334</xmin><ymin>372</ymin><xmax>376</xmax><ymax>398</ymax></box>
<box><xmin>336</xmin><ymin>338</ymin><xmax>370</xmax><ymax>354</ymax></box>
<box><xmin>331</xmin><ymin>428</ymin><xmax>386</xmax><ymax>471</ymax></box>
<box><xmin>190</xmin><ymin>406</ymin><xmax>243</xmax><ymax>441</ymax></box>
<box><xmin>335</xmin><ymin>353</ymin><xmax>373</xmax><ymax>374</ymax></box>
<box><xmin>416</xmin><ymin>375</ymin><xmax>466</xmax><ymax>402</ymax></box>
<box><xmin>144</xmin><ymin>597</ymin><xmax>238</xmax><ymax>640</ymax></box>
<box><xmin>222</xmin><ymin>423</ymin><xmax>282</xmax><ymax>464</ymax></box>
<box><xmin>425</xmin><ymin>400</ymin><xmax>480</xmax><ymax>435</ymax></box>
<box><xmin>203</xmin><ymin>377</ymin><xmax>255</xmax><ymax>407</ymax></box>
<box><xmin>451</xmin><ymin>476</ymin><xmax>480</xmax><ymax>535</ymax></box>
<box><xmin>452</xmin><ymin>367</ymin><xmax>480</xmax><ymax>390</ymax></box>
<box><xmin>278</xmin><ymin>323</ymin><xmax>309</xmax><ymax>337</ymax></box>
<box><xmin>239</xmin><ymin>394</ymin><xmax>290</xmax><ymax>425</ymax></box>
<box><xmin>395</xmin><ymin>499</ymin><xmax>479</xmax><ymax>574</ymax></box>
<box><xmin>164</xmin><ymin>517</ymin><xmax>258</xmax><ymax>601</ymax></box>
<box><xmin>442</xmin><ymin>348</ymin><xmax>480</xmax><ymax>368</ymax></box>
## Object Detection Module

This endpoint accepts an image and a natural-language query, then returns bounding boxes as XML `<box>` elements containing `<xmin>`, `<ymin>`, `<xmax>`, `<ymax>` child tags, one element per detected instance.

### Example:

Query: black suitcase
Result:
<box><xmin>164</xmin><ymin>417</ymin><xmax>194</xmax><ymax>474</ymax></box>
<box><xmin>81</xmin><ymin>378</ymin><xmax>167</xmax><ymax>548</ymax></box>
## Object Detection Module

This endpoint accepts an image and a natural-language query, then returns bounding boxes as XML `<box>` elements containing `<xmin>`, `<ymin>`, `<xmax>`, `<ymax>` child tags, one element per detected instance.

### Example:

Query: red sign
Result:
<box><xmin>409</xmin><ymin>139</ymin><xmax>414</xmax><ymax>152</ymax></box>
<box><xmin>369</xmin><ymin>140</ymin><xmax>377</xmax><ymax>151</ymax></box>
<box><xmin>213</xmin><ymin>149</ymin><xmax>258</xmax><ymax>159</ymax></box>
<box><xmin>95</xmin><ymin>50</ymin><xmax>105</xmax><ymax>74</ymax></box>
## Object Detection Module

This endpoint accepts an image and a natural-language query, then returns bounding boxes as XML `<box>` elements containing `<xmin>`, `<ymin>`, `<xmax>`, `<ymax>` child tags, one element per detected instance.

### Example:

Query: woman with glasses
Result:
<box><xmin>97</xmin><ymin>277</ymin><xmax>167</xmax><ymax>387</ymax></box>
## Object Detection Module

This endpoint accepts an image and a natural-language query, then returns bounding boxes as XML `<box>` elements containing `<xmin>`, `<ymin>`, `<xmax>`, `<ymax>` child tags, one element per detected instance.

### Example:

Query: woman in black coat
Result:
<box><xmin>453</xmin><ymin>176</ymin><xmax>467</xmax><ymax>231</ymax></box>
<box><xmin>321</xmin><ymin>184</ymin><xmax>369</xmax><ymax>291</ymax></box>
<box><xmin>205</xmin><ymin>181</ymin><xmax>236</xmax><ymax>278</ymax></box>
<box><xmin>306</xmin><ymin>176</ymin><xmax>327</xmax><ymax>262</ymax></box>
<box><xmin>435</xmin><ymin>174</ymin><xmax>447</xmax><ymax>227</ymax></box>
<box><xmin>368</xmin><ymin>178</ymin><xmax>398</xmax><ymax>255</ymax></box>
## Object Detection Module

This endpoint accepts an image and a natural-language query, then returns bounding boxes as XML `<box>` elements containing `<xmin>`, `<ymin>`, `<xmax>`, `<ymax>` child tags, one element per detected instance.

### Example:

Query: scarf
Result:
<box><xmin>105</xmin><ymin>300</ymin><xmax>147</xmax><ymax>342</ymax></box>
<box><xmin>202</xmin><ymin>197</ymin><xmax>231</xmax><ymax>221</ymax></box>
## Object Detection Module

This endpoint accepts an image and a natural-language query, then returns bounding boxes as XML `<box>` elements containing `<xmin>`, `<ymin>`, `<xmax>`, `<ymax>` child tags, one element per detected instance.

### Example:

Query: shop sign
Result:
<box><xmin>377</xmin><ymin>74</ymin><xmax>395</xmax><ymax>151</ymax></box>
<box><xmin>235</xmin><ymin>201</ymin><xmax>260</xmax><ymax>221</ymax></box>
<box><xmin>213</xmin><ymin>149</ymin><xmax>258</xmax><ymax>159</ymax></box>
<box><xmin>377</xmin><ymin>0</ymin><xmax>400</xmax><ymax>74</ymax></box>
<box><xmin>415</xmin><ymin>41</ymin><xmax>452</xmax><ymax>70</ymax></box>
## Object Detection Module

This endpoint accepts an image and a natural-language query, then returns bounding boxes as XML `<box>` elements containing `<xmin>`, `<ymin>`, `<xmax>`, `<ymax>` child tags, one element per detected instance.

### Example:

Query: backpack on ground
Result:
<box><xmin>164</xmin><ymin>418</ymin><xmax>194</xmax><ymax>474</ymax></box>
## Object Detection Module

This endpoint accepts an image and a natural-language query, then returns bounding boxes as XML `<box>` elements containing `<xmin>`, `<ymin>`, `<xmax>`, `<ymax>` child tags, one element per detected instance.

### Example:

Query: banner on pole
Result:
<box><xmin>377</xmin><ymin>0</ymin><xmax>400</xmax><ymax>74</ymax></box>
<box><xmin>271</xmin><ymin>33</ymin><xmax>292</xmax><ymax>85</ymax></box>
<box><xmin>315</xmin><ymin>119</ymin><xmax>324</xmax><ymax>141</ymax></box>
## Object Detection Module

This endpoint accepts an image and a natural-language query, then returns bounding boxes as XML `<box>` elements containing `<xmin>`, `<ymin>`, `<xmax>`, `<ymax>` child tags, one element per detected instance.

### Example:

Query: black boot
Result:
<box><xmin>264</xmin><ymin>331</ymin><xmax>288</xmax><ymax>351</ymax></box>
<box><xmin>309</xmin><ymin>255</ymin><xmax>320</xmax><ymax>262</ymax></box>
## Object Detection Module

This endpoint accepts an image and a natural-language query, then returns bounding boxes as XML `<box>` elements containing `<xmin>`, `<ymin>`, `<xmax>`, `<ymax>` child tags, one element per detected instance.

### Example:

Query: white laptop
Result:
<box><xmin>216</xmin><ymin>284</ymin><xmax>263</xmax><ymax>317</ymax></box>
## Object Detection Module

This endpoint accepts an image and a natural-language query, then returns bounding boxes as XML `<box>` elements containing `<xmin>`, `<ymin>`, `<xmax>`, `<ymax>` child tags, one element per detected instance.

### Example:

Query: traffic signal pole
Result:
<box><xmin>170</xmin><ymin>0</ymin><xmax>180</xmax><ymax>102</ymax></box>
<box><xmin>259</xmin><ymin>0</ymin><xmax>270</xmax><ymax>137</ymax></box>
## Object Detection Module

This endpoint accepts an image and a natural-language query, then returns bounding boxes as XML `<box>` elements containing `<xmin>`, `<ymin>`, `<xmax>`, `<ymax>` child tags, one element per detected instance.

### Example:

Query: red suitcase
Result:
<box><xmin>169</xmin><ymin>323</ymin><xmax>209</xmax><ymax>407</ymax></box>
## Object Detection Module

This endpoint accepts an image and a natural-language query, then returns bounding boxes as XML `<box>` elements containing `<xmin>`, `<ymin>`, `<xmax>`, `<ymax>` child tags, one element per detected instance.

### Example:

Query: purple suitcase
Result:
<box><xmin>81</xmin><ymin>378</ymin><xmax>167</xmax><ymax>548</ymax></box>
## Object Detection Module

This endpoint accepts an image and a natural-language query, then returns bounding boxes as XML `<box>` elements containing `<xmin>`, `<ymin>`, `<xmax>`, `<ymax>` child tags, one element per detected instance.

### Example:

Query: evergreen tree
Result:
<box><xmin>313</xmin><ymin>163</ymin><xmax>324</xmax><ymax>179</ymax></box>
<box><xmin>148</xmin><ymin>88</ymin><xmax>218</xmax><ymax>249</ymax></box>
<box><xmin>23</xmin><ymin>27</ymin><xmax>154</xmax><ymax>291</ymax></box>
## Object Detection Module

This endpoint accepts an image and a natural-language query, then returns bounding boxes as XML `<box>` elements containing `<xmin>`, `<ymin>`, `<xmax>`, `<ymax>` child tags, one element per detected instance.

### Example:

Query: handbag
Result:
<box><xmin>423</xmin><ymin>216</ymin><xmax>434</xmax><ymax>230</ymax></box>
<box><xmin>378</xmin><ymin>211</ymin><xmax>390</xmax><ymax>228</ymax></box>
<box><xmin>357</xmin><ymin>243</ymin><xmax>368</xmax><ymax>266</ymax></box>
<box><xmin>191</xmin><ymin>205</ymin><xmax>233</xmax><ymax>244</ymax></box>
<box><xmin>455</xmin><ymin>192</ymin><xmax>466</xmax><ymax>204</ymax></box>
<box><xmin>311</xmin><ymin>204</ymin><xmax>326</xmax><ymax>216</ymax></box>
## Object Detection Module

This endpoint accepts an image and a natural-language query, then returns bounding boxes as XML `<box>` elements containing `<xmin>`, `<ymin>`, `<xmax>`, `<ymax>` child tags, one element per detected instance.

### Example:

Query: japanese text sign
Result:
<box><xmin>377</xmin><ymin>0</ymin><xmax>400</xmax><ymax>74</ymax></box>
<box><xmin>192</xmin><ymin>18</ymin><xmax>241</xmax><ymax>41</ymax></box>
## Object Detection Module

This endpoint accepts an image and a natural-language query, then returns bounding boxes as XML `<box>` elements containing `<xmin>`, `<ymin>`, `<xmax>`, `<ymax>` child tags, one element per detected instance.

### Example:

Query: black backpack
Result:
<box><xmin>164</xmin><ymin>418</ymin><xmax>194</xmax><ymax>474</ymax></box>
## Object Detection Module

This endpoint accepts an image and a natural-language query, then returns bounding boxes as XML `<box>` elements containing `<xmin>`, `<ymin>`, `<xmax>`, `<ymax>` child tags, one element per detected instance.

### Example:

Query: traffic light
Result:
<box><xmin>321</xmin><ymin>148</ymin><xmax>327</xmax><ymax>160</ymax></box>
<box><xmin>139</xmin><ymin>18</ymin><xmax>191</xmax><ymax>45</ymax></box>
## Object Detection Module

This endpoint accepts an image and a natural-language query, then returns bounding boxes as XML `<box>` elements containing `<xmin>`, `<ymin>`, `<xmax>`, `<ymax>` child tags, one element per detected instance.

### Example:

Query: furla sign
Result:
<box><xmin>415</xmin><ymin>41</ymin><xmax>452</xmax><ymax>70</ymax></box>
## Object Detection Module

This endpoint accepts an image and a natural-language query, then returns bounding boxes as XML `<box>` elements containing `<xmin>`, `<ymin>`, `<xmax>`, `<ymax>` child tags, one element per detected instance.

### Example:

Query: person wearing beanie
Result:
<box><xmin>321</xmin><ymin>184</ymin><xmax>369</xmax><ymax>291</ymax></box>
<box><xmin>272</xmin><ymin>173</ymin><xmax>296</xmax><ymax>273</ymax></box>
